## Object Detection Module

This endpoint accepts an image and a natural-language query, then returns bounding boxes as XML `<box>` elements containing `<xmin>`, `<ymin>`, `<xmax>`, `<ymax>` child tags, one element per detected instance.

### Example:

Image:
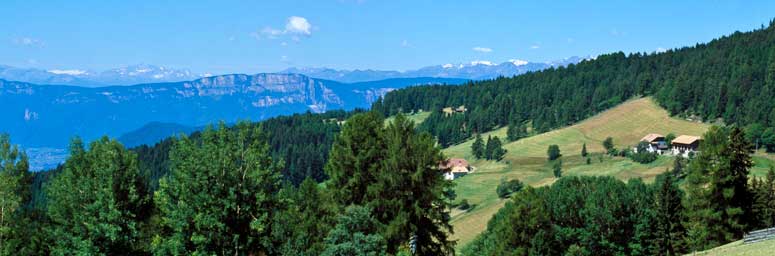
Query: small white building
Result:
<box><xmin>671</xmin><ymin>135</ymin><xmax>702</xmax><ymax>158</ymax></box>
<box><xmin>440</xmin><ymin>158</ymin><xmax>471</xmax><ymax>180</ymax></box>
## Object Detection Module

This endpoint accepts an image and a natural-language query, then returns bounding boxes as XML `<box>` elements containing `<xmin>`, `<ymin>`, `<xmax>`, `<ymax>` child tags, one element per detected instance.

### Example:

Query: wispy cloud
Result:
<box><xmin>254</xmin><ymin>16</ymin><xmax>314</xmax><ymax>41</ymax></box>
<box><xmin>12</xmin><ymin>37</ymin><xmax>45</xmax><ymax>47</ymax></box>
<box><xmin>610</xmin><ymin>28</ymin><xmax>627</xmax><ymax>37</ymax></box>
<box><xmin>401</xmin><ymin>39</ymin><xmax>413</xmax><ymax>48</ymax></box>
<box><xmin>530</xmin><ymin>45</ymin><xmax>540</xmax><ymax>49</ymax></box>
<box><xmin>472</xmin><ymin>46</ymin><xmax>492</xmax><ymax>53</ymax></box>
<box><xmin>48</xmin><ymin>69</ymin><xmax>88</xmax><ymax>75</ymax></box>
<box><xmin>656</xmin><ymin>47</ymin><xmax>667</xmax><ymax>53</ymax></box>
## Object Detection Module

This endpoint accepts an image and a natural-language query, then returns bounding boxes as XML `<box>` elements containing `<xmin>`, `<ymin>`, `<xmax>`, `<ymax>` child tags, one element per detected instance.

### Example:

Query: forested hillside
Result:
<box><xmin>133</xmin><ymin>109</ymin><xmax>359</xmax><ymax>190</ymax></box>
<box><xmin>377</xmin><ymin>20</ymin><xmax>775</xmax><ymax>147</ymax></box>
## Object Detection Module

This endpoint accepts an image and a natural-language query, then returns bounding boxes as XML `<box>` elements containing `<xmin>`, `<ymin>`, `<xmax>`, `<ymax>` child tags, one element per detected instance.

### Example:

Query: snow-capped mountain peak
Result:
<box><xmin>509</xmin><ymin>59</ymin><xmax>529</xmax><ymax>66</ymax></box>
<box><xmin>469</xmin><ymin>60</ymin><xmax>495</xmax><ymax>66</ymax></box>
<box><xmin>48</xmin><ymin>69</ymin><xmax>89</xmax><ymax>76</ymax></box>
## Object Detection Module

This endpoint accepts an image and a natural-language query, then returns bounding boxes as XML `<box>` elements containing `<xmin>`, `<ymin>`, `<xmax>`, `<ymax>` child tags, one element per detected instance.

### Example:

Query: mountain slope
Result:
<box><xmin>379</xmin><ymin>21</ymin><xmax>775</xmax><ymax>148</ymax></box>
<box><xmin>117</xmin><ymin>122</ymin><xmax>199</xmax><ymax>148</ymax></box>
<box><xmin>445</xmin><ymin>97</ymin><xmax>712</xmax><ymax>247</ymax></box>
<box><xmin>0</xmin><ymin>74</ymin><xmax>466</xmax><ymax>151</ymax></box>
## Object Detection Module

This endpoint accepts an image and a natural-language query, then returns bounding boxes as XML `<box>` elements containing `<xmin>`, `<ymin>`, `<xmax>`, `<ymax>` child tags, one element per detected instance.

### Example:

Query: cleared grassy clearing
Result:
<box><xmin>447</xmin><ymin>97</ymin><xmax>713</xmax><ymax>248</ymax></box>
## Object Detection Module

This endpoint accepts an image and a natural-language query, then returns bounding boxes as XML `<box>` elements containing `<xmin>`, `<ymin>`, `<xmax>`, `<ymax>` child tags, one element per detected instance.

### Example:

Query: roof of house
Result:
<box><xmin>641</xmin><ymin>133</ymin><xmax>665</xmax><ymax>143</ymax></box>
<box><xmin>440</xmin><ymin>158</ymin><xmax>469</xmax><ymax>169</ymax></box>
<box><xmin>672</xmin><ymin>135</ymin><xmax>701</xmax><ymax>145</ymax></box>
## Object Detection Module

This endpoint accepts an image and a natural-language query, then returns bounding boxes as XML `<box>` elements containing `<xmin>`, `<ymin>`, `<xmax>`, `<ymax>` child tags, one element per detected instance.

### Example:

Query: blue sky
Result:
<box><xmin>3</xmin><ymin>0</ymin><xmax>775</xmax><ymax>74</ymax></box>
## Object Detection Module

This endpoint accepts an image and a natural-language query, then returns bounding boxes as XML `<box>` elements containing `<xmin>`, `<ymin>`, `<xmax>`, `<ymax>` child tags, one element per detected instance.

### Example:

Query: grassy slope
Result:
<box><xmin>385</xmin><ymin>111</ymin><xmax>430</xmax><ymax>126</ymax></box>
<box><xmin>688</xmin><ymin>240</ymin><xmax>775</xmax><ymax>256</ymax></box>
<box><xmin>446</xmin><ymin>97</ymin><xmax>717</xmax><ymax>248</ymax></box>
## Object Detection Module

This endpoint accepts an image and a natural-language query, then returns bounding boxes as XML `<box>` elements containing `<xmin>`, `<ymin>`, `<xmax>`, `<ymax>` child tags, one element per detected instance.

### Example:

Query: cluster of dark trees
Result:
<box><xmin>0</xmin><ymin>111</ymin><xmax>455</xmax><ymax>255</ymax></box>
<box><xmin>630</xmin><ymin>141</ymin><xmax>659</xmax><ymax>164</ymax></box>
<box><xmin>376</xmin><ymin>20</ymin><xmax>775</xmax><ymax>147</ymax></box>
<box><xmin>132</xmin><ymin>110</ymin><xmax>358</xmax><ymax>191</ymax></box>
<box><xmin>471</xmin><ymin>134</ymin><xmax>507</xmax><ymax>161</ymax></box>
<box><xmin>464</xmin><ymin>126</ymin><xmax>775</xmax><ymax>255</ymax></box>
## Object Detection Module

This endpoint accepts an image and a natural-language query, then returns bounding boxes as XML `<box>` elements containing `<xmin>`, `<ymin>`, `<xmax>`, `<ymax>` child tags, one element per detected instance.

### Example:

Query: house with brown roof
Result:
<box><xmin>440</xmin><ymin>158</ymin><xmax>471</xmax><ymax>180</ymax></box>
<box><xmin>671</xmin><ymin>135</ymin><xmax>702</xmax><ymax>157</ymax></box>
<box><xmin>639</xmin><ymin>133</ymin><xmax>668</xmax><ymax>154</ymax></box>
<box><xmin>442</xmin><ymin>105</ymin><xmax>467</xmax><ymax>117</ymax></box>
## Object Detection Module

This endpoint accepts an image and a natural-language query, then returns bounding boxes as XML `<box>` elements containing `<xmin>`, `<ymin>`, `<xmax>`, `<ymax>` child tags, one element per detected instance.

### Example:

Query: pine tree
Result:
<box><xmin>581</xmin><ymin>143</ymin><xmax>588</xmax><ymax>157</ymax></box>
<box><xmin>152</xmin><ymin>122</ymin><xmax>282</xmax><ymax>255</ymax></box>
<box><xmin>487</xmin><ymin>136</ymin><xmax>507</xmax><ymax>161</ymax></box>
<box><xmin>472</xmin><ymin>134</ymin><xmax>485</xmax><ymax>159</ymax></box>
<box><xmin>324</xmin><ymin>111</ymin><xmax>385</xmax><ymax>207</ymax></box>
<box><xmin>325</xmin><ymin>114</ymin><xmax>455</xmax><ymax>254</ymax></box>
<box><xmin>708</xmin><ymin>127</ymin><xmax>753</xmax><ymax>238</ymax></box>
<box><xmin>0</xmin><ymin>134</ymin><xmax>27</xmax><ymax>256</ymax></box>
<box><xmin>484</xmin><ymin>135</ymin><xmax>494</xmax><ymax>160</ymax></box>
<box><xmin>652</xmin><ymin>173</ymin><xmax>686</xmax><ymax>255</ymax></box>
<box><xmin>683</xmin><ymin>126</ymin><xmax>728</xmax><ymax>251</ymax></box>
<box><xmin>47</xmin><ymin>137</ymin><xmax>148</xmax><ymax>255</ymax></box>
<box><xmin>376</xmin><ymin>114</ymin><xmax>455</xmax><ymax>254</ymax></box>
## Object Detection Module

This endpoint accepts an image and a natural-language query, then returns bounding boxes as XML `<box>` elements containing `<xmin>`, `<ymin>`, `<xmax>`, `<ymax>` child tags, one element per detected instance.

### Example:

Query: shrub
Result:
<box><xmin>547</xmin><ymin>145</ymin><xmax>561</xmax><ymax>161</ymax></box>
<box><xmin>458</xmin><ymin>199</ymin><xmax>471</xmax><ymax>210</ymax></box>
<box><xmin>553</xmin><ymin>160</ymin><xmax>562</xmax><ymax>178</ymax></box>
<box><xmin>496</xmin><ymin>179</ymin><xmax>525</xmax><ymax>198</ymax></box>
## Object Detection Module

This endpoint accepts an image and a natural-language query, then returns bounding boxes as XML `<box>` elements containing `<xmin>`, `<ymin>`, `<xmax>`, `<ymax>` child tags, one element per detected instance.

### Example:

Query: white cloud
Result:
<box><xmin>472</xmin><ymin>47</ymin><xmax>492</xmax><ymax>53</ymax></box>
<box><xmin>442</xmin><ymin>64</ymin><xmax>454</xmax><ymax>68</ymax></box>
<box><xmin>255</xmin><ymin>16</ymin><xmax>314</xmax><ymax>41</ymax></box>
<box><xmin>530</xmin><ymin>45</ymin><xmax>540</xmax><ymax>49</ymax></box>
<box><xmin>13</xmin><ymin>37</ymin><xmax>45</xmax><ymax>47</ymax></box>
<box><xmin>285</xmin><ymin>16</ymin><xmax>312</xmax><ymax>35</ymax></box>
<box><xmin>656</xmin><ymin>47</ymin><xmax>667</xmax><ymax>53</ymax></box>
<box><xmin>401</xmin><ymin>39</ymin><xmax>412</xmax><ymax>48</ymax></box>
<box><xmin>48</xmin><ymin>69</ymin><xmax>88</xmax><ymax>75</ymax></box>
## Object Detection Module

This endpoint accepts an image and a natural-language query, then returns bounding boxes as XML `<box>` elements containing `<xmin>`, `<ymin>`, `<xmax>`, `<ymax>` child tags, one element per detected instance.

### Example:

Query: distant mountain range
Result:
<box><xmin>0</xmin><ymin>64</ymin><xmax>206</xmax><ymax>87</ymax></box>
<box><xmin>281</xmin><ymin>56</ymin><xmax>592</xmax><ymax>83</ymax></box>
<box><xmin>1</xmin><ymin>74</ymin><xmax>465</xmax><ymax>156</ymax></box>
<box><xmin>0</xmin><ymin>56</ymin><xmax>589</xmax><ymax>87</ymax></box>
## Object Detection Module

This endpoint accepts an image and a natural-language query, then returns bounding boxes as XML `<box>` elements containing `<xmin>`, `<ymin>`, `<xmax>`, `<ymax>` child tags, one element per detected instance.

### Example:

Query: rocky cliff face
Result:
<box><xmin>0</xmin><ymin>74</ymin><xmax>465</xmax><ymax>149</ymax></box>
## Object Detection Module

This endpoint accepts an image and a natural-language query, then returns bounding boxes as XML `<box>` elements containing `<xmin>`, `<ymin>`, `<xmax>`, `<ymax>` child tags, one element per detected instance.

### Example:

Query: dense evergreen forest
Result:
<box><xmin>132</xmin><ymin>109</ymin><xmax>359</xmax><ymax>190</ymax></box>
<box><xmin>376</xmin><ymin>20</ymin><xmax>775</xmax><ymax>147</ymax></box>
<box><xmin>2</xmin><ymin>20</ymin><xmax>775</xmax><ymax>255</ymax></box>
<box><xmin>0</xmin><ymin>113</ymin><xmax>454</xmax><ymax>255</ymax></box>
